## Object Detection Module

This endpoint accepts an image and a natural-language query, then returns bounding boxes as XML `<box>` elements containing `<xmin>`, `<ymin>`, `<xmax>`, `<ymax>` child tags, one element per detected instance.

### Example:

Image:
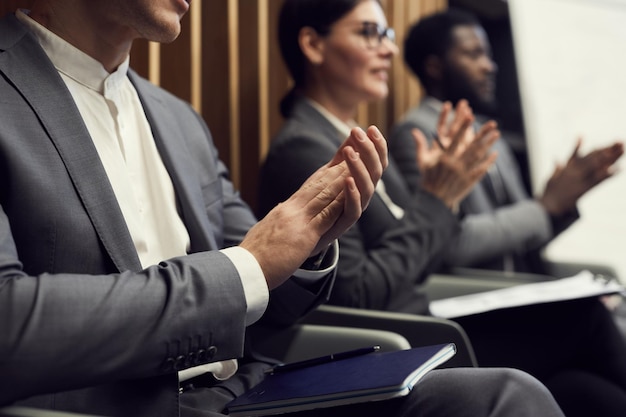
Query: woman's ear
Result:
<box><xmin>424</xmin><ymin>55</ymin><xmax>444</xmax><ymax>81</ymax></box>
<box><xmin>299</xmin><ymin>26</ymin><xmax>325</xmax><ymax>65</ymax></box>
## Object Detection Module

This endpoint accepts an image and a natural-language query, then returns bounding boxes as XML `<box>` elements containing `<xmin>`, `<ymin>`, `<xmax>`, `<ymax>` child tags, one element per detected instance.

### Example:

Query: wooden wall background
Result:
<box><xmin>1</xmin><ymin>0</ymin><xmax>447</xmax><ymax>211</ymax></box>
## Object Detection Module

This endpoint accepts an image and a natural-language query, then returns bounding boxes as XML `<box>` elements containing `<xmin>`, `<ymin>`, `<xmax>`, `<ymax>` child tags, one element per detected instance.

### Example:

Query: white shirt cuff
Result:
<box><xmin>293</xmin><ymin>240</ymin><xmax>339</xmax><ymax>282</ymax></box>
<box><xmin>220</xmin><ymin>246</ymin><xmax>269</xmax><ymax>326</ymax></box>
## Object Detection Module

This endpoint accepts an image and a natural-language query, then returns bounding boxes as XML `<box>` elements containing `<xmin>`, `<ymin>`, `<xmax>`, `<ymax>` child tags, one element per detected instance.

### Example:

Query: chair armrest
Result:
<box><xmin>423</xmin><ymin>269</ymin><xmax>554</xmax><ymax>301</ymax></box>
<box><xmin>248</xmin><ymin>323</ymin><xmax>411</xmax><ymax>364</ymax></box>
<box><xmin>447</xmin><ymin>267</ymin><xmax>556</xmax><ymax>282</ymax></box>
<box><xmin>0</xmin><ymin>407</ymin><xmax>102</xmax><ymax>417</ymax></box>
<box><xmin>302</xmin><ymin>305</ymin><xmax>478</xmax><ymax>368</ymax></box>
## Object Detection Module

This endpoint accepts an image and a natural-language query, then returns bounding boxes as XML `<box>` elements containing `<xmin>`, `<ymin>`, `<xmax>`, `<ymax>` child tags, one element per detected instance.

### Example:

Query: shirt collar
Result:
<box><xmin>423</xmin><ymin>96</ymin><xmax>444</xmax><ymax>113</ymax></box>
<box><xmin>16</xmin><ymin>9</ymin><xmax>130</xmax><ymax>95</ymax></box>
<box><xmin>423</xmin><ymin>96</ymin><xmax>488</xmax><ymax>125</ymax></box>
<box><xmin>306</xmin><ymin>98</ymin><xmax>357</xmax><ymax>138</ymax></box>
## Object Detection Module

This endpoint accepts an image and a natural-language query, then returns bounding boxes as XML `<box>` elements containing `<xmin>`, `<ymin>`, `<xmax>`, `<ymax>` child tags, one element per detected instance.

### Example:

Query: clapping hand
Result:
<box><xmin>241</xmin><ymin>126</ymin><xmax>388</xmax><ymax>289</ymax></box>
<box><xmin>539</xmin><ymin>138</ymin><xmax>624</xmax><ymax>215</ymax></box>
<box><xmin>415</xmin><ymin>100</ymin><xmax>500</xmax><ymax>209</ymax></box>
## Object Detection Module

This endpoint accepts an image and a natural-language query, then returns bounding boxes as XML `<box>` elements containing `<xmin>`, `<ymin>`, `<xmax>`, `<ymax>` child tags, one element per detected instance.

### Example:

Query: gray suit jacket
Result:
<box><xmin>0</xmin><ymin>13</ymin><xmax>333</xmax><ymax>416</ymax></box>
<box><xmin>389</xmin><ymin>98</ymin><xmax>578</xmax><ymax>272</ymax></box>
<box><xmin>259</xmin><ymin>98</ymin><xmax>459</xmax><ymax>315</ymax></box>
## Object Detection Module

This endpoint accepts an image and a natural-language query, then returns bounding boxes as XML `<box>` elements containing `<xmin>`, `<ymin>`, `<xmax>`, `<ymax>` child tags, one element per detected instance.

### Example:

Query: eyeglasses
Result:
<box><xmin>357</xmin><ymin>21</ymin><xmax>395</xmax><ymax>49</ymax></box>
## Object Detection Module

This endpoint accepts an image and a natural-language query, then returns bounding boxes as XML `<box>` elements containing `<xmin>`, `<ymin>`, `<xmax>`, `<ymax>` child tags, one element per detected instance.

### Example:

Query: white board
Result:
<box><xmin>509</xmin><ymin>0</ymin><xmax>626</xmax><ymax>279</ymax></box>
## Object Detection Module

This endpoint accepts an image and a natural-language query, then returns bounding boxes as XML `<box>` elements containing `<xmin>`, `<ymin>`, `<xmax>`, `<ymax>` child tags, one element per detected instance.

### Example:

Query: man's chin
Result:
<box><xmin>473</xmin><ymin>97</ymin><xmax>498</xmax><ymax>116</ymax></box>
<box><xmin>144</xmin><ymin>22</ymin><xmax>182</xmax><ymax>44</ymax></box>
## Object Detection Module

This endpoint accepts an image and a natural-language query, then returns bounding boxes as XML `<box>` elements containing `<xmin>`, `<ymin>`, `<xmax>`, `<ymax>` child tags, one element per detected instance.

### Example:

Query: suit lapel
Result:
<box><xmin>129</xmin><ymin>73</ymin><xmax>218</xmax><ymax>251</ymax></box>
<box><xmin>0</xmin><ymin>14</ymin><xmax>142</xmax><ymax>272</ymax></box>
<box><xmin>292</xmin><ymin>99</ymin><xmax>346</xmax><ymax>146</ymax></box>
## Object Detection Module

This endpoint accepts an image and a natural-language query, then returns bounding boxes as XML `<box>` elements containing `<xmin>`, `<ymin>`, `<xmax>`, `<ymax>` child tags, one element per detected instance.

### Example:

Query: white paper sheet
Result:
<box><xmin>429</xmin><ymin>270</ymin><xmax>625</xmax><ymax>318</ymax></box>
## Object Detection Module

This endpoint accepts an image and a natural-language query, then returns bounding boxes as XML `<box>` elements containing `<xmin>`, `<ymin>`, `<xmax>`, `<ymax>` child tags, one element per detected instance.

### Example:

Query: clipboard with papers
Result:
<box><xmin>429</xmin><ymin>270</ymin><xmax>625</xmax><ymax>319</ymax></box>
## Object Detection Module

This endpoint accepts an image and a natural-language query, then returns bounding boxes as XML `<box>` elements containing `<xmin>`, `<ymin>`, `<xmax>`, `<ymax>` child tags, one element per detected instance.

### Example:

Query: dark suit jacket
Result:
<box><xmin>258</xmin><ymin>98</ymin><xmax>459</xmax><ymax>315</ymax></box>
<box><xmin>0</xmin><ymin>13</ymin><xmax>333</xmax><ymax>416</ymax></box>
<box><xmin>389</xmin><ymin>98</ymin><xmax>578</xmax><ymax>272</ymax></box>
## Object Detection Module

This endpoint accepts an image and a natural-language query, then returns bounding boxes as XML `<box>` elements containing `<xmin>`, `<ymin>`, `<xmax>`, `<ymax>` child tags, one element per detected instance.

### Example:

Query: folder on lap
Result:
<box><xmin>225</xmin><ymin>343</ymin><xmax>456</xmax><ymax>416</ymax></box>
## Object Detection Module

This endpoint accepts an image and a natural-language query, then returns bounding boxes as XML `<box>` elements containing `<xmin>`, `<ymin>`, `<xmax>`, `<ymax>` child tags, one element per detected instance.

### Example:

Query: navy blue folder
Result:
<box><xmin>226</xmin><ymin>343</ymin><xmax>456</xmax><ymax>416</ymax></box>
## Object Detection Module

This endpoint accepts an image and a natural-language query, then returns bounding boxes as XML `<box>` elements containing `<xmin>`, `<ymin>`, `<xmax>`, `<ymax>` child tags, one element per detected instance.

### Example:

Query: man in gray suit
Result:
<box><xmin>0</xmin><ymin>1</ymin><xmax>567</xmax><ymax>417</ymax></box>
<box><xmin>390</xmin><ymin>8</ymin><xmax>624</xmax><ymax>274</ymax></box>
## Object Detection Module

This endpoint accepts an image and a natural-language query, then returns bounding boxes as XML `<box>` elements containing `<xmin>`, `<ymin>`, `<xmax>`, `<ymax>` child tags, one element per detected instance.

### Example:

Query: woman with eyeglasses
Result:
<box><xmin>256</xmin><ymin>1</ymin><xmax>567</xmax><ymax>416</ymax></box>
<box><xmin>260</xmin><ymin>0</ymin><xmax>498</xmax><ymax>315</ymax></box>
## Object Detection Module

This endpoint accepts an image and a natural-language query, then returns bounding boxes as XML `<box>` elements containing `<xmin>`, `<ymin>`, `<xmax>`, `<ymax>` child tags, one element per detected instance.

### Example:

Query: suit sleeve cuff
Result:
<box><xmin>220</xmin><ymin>246</ymin><xmax>269</xmax><ymax>326</ymax></box>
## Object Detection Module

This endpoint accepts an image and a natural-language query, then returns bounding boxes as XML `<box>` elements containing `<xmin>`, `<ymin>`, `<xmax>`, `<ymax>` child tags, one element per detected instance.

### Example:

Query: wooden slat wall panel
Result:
<box><xmin>160</xmin><ymin>13</ymin><xmax>192</xmax><ymax>105</ymax></box>
<box><xmin>385</xmin><ymin>0</ymin><xmax>449</xmax><ymax>128</ymax></box>
<box><xmin>267</xmin><ymin>0</ymin><xmax>291</xmax><ymax>147</ymax></box>
<box><xmin>1</xmin><ymin>0</ymin><xmax>447</xmax><ymax>211</ymax></box>
<box><xmin>129</xmin><ymin>40</ymin><xmax>150</xmax><ymax>80</ymax></box>
<box><xmin>189</xmin><ymin>1</ymin><xmax>203</xmax><ymax>113</ymax></box>
<box><xmin>1</xmin><ymin>1</ymin><xmax>32</xmax><ymax>13</ymax></box>
<box><xmin>237</xmin><ymin>0</ymin><xmax>261</xmax><ymax>205</ymax></box>
<box><xmin>199</xmin><ymin>1</ymin><xmax>233</xmax><ymax>171</ymax></box>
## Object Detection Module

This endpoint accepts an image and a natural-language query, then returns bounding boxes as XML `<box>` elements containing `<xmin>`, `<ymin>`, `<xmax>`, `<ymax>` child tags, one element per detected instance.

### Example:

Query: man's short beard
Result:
<box><xmin>468</xmin><ymin>95</ymin><xmax>498</xmax><ymax>117</ymax></box>
<box><xmin>442</xmin><ymin>73</ymin><xmax>498</xmax><ymax>117</ymax></box>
